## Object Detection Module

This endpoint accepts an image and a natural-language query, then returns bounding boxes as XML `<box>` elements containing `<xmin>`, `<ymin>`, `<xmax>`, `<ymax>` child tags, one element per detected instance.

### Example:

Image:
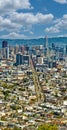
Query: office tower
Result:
<box><xmin>39</xmin><ymin>45</ymin><xmax>44</xmax><ymax>56</ymax></box>
<box><xmin>40</xmin><ymin>45</ymin><xmax>43</xmax><ymax>50</ymax></box>
<box><xmin>16</xmin><ymin>53</ymin><xmax>30</xmax><ymax>66</ymax></box>
<box><xmin>37</xmin><ymin>57</ymin><xmax>44</xmax><ymax>64</ymax></box>
<box><xmin>25</xmin><ymin>45</ymin><xmax>29</xmax><ymax>51</ymax></box>
<box><xmin>52</xmin><ymin>43</ymin><xmax>55</xmax><ymax>50</ymax></box>
<box><xmin>6</xmin><ymin>47</ymin><xmax>9</xmax><ymax>59</ymax></box>
<box><xmin>23</xmin><ymin>55</ymin><xmax>30</xmax><ymax>66</ymax></box>
<box><xmin>2</xmin><ymin>40</ymin><xmax>9</xmax><ymax>59</ymax></box>
<box><xmin>24</xmin><ymin>45</ymin><xmax>29</xmax><ymax>54</ymax></box>
<box><xmin>64</xmin><ymin>46</ymin><xmax>66</xmax><ymax>56</ymax></box>
<box><xmin>0</xmin><ymin>49</ymin><xmax>2</xmax><ymax>59</ymax></box>
<box><xmin>66</xmin><ymin>45</ymin><xmax>67</xmax><ymax>54</ymax></box>
<box><xmin>19</xmin><ymin>45</ymin><xmax>25</xmax><ymax>54</ymax></box>
<box><xmin>45</xmin><ymin>36</ymin><xmax>48</xmax><ymax>49</ymax></box>
<box><xmin>14</xmin><ymin>44</ymin><xmax>19</xmax><ymax>54</ymax></box>
<box><xmin>16</xmin><ymin>52</ymin><xmax>22</xmax><ymax>66</ymax></box>
<box><xmin>9</xmin><ymin>46</ymin><xmax>14</xmax><ymax>59</ymax></box>
<box><xmin>45</xmin><ymin>36</ymin><xmax>49</xmax><ymax>59</ymax></box>
<box><xmin>2</xmin><ymin>40</ymin><xmax>8</xmax><ymax>48</ymax></box>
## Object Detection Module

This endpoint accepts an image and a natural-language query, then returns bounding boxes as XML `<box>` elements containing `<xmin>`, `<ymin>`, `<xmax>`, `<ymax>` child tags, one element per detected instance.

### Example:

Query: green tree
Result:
<box><xmin>37</xmin><ymin>124</ymin><xmax>58</xmax><ymax>130</ymax></box>
<box><xmin>2</xmin><ymin>83</ymin><xmax>7</xmax><ymax>88</ymax></box>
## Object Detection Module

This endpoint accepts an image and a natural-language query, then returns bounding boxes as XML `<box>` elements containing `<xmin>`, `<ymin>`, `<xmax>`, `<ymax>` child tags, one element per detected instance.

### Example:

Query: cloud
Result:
<box><xmin>0</xmin><ymin>32</ymin><xmax>27</xmax><ymax>39</ymax></box>
<box><xmin>0</xmin><ymin>0</ymin><xmax>33</xmax><ymax>15</ymax></box>
<box><xmin>54</xmin><ymin>0</ymin><xmax>67</xmax><ymax>4</ymax></box>
<box><xmin>45</xmin><ymin>27</ymin><xmax>60</xmax><ymax>33</ymax></box>
<box><xmin>45</xmin><ymin>14</ymin><xmax>67</xmax><ymax>33</ymax></box>
<box><xmin>0</xmin><ymin>12</ymin><xmax>54</xmax><ymax>34</ymax></box>
<box><xmin>29</xmin><ymin>31</ymin><xmax>34</xmax><ymax>35</ymax></box>
<box><xmin>0</xmin><ymin>16</ymin><xmax>22</xmax><ymax>32</ymax></box>
<box><xmin>0</xmin><ymin>0</ymin><xmax>54</xmax><ymax>38</ymax></box>
<box><xmin>9</xmin><ymin>12</ymin><xmax>54</xmax><ymax>25</ymax></box>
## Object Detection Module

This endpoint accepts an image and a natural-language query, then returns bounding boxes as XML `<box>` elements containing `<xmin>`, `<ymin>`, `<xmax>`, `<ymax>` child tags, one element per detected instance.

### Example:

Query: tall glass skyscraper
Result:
<box><xmin>2</xmin><ymin>40</ymin><xmax>9</xmax><ymax>59</ymax></box>
<box><xmin>16</xmin><ymin>52</ymin><xmax>22</xmax><ymax>65</ymax></box>
<box><xmin>2</xmin><ymin>41</ymin><xmax>8</xmax><ymax>48</ymax></box>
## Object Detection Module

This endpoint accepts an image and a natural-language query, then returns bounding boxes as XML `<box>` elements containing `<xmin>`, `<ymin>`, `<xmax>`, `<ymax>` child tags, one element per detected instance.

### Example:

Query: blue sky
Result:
<box><xmin>0</xmin><ymin>0</ymin><xmax>67</xmax><ymax>39</ymax></box>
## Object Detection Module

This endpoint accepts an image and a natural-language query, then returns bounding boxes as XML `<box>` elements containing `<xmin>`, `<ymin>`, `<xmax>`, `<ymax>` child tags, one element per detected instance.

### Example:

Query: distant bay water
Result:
<box><xmin>0</xmin><ymin>37</ymin><xmax>67</xmax><ymax>48</ymax></box>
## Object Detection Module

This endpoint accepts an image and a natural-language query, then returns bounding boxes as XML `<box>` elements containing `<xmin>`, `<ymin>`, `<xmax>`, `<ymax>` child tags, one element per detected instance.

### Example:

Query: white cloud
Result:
<box><xmin>45</xmin><ymin>14</ymin><xmax>67</xmax><ymax>33</ymax></box>
<box><xmin>0</xmin><ymin>0</ymin><xmax>33</xmax><ymax>15</ymax></box>
<box><xmin>9</xmin><ymin>12</ymin><xmax>54</xmax><ymax>25</ymax></box>
<box><xmin>0</xmin><ymin>32</ymin><xmax>27</xmax><ymax>39</ymax></box>
<box><xmin>29</xmin><ymin>31</ymin><xmax>34</xmax><ymax>35</ymax></box>
<box><xmin>0</xmin><ymin>16</ymin><xmax>22</xmax><ymax>32</ymax></box>
<box><xmin>45</xmin><ymin>27</ymin><xmax>60</xmax><ymax>33</ymax></box>
<box><xmin>0</xmin><ymin>0</ymin><xmax>54</xmax><ymax>38</ymax></box>
<box><xmin>54</xmin><ymin>0</ymin><xmax>67</xmax><ymax>4</ymax></box>
<box><xmin>0</xmin><ymin>12</ymin><xmax>54</xmax><ymax>34</ymax></box>
<box><xmin>63</xmin><ymin>14</ymin><xmax>67</xmax><ymax>19</ymax></box>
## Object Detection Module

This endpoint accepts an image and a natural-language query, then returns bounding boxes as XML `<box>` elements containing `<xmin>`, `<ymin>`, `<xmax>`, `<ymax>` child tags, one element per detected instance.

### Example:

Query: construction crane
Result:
<box><xmin>30</xmin><ymin>58</ymin><xmax>45</xmax><ymax>103</ymax></box>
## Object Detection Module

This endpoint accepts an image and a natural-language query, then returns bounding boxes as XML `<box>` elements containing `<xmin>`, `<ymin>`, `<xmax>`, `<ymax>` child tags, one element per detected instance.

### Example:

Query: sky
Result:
<box><xmin>0</xmin><ymin>0</ymin><xmax>67</xmax><ymax>39</ymax></box>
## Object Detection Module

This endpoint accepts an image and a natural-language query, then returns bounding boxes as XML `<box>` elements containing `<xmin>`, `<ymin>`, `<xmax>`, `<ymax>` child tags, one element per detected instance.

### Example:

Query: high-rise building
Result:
<box><xmin>23</xmin><ymin>55</ymin><xmax>30</xmax><ymax>65</ymax></box>
<box><xmin>66</xmin><ymin>45</ymin><xmax>67</xmax><ymax>55</ymax></box>
<box><xmin>16</xmin><ymin>52</ymin><xmax>22</xmax><ymax>66</ymax></box>
<box><xmin>14</xmin><ymin>44</ymin><xmax>19</xmax><ymax>54</ymax></box>
<box><xmin>16</xmin><ymin>53</ymin><xmax>30</xmax><ymax>66</ymax></box>
<box><xmin>19</xmin><ymin>45</ymin><xmax>25</xmax><ymax>54</ymax></box>
<box><xmin>37</xmin><ymin>57</ymin><xmax>44</xmax><ymax>64</ymax></box>
<box><xmin>24</xmin><ymin>45</ymin><xmax>29</xmax><ymax>54</ymax></box>
<box><xmin>2</xmin><ymin>41</ymin><xmax>8</xmax><ymax>48</ymax></box>
<box><xmin>52</xmin><ymin>43</ymin><xmax>55</xmax><ymax>50</ymax></box>
<box><xmin>25</xmin><ymin>45</ymin><xmax>29</xmax><ymax>52</ymax></box>
<box><xmin>39</xmin><ymin>45</ymin><xmax>44</xmax><ymax>56</ymax></box>
<box><xmin>2</xmin><ymin>41</ymin><xmax>9</xmax><ymax>59</ymax></box>
<box><xmin>6</xmin><ymin>47</ymin><xmax>9</xmax><ymax>59</ymax></box>
<box><xmin>45</xmin><ymin>36</ymin><xmax>49</xmax><ymax>59</ymax></box>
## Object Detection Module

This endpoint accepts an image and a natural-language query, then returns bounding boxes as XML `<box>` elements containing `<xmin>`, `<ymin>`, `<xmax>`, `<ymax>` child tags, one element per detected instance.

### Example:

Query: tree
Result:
<box><xmin>37</xmin><ymin>124</ymin><xmax>58</xmax><ymax>130</ymax></box>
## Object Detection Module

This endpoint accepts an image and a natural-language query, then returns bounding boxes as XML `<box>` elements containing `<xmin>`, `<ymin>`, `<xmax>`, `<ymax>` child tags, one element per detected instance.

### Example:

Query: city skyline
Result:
<box><xmin>0</xmin><ymin>0</ymin><xmax>67</xmax><ymax>39</ymax></box>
